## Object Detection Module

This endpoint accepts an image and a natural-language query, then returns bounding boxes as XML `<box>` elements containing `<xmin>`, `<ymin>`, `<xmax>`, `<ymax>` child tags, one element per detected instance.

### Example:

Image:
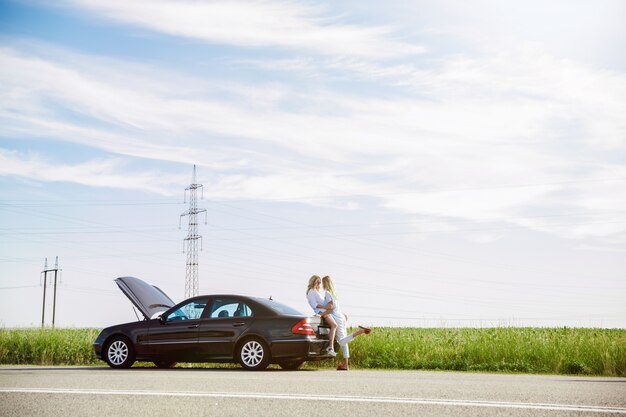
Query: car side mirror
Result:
<box><xmin>159</xmin><ymin>315</ymin><xmax>167</xmax><ymax>324</ymax></box>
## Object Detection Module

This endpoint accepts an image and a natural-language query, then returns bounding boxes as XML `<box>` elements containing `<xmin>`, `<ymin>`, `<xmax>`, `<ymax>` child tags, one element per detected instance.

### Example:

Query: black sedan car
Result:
<box><xmin>93</xmin><ymin>276</ymin><xmax>334</xmax><ymax>370</ymax></box>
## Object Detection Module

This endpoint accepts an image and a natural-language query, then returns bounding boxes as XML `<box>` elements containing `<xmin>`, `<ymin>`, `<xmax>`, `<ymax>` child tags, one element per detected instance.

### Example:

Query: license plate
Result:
<box><xmin>317</xmin><ymin>326</ymin><xmax>329</xmax><ymax>336</ymax></box>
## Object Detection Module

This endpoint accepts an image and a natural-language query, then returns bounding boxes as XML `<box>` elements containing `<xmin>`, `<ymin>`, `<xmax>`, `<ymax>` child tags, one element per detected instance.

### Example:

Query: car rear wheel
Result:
<box><xmin>278</xmin><ymin>360</ymin><xmax>304</xmax><ymax>370</ymax></box>
<box><xmin>238</xmin><ymin>338</ymin><xmax>270</xmax><ymax>370</ymax></box>
<box><xmin>105</xmin><ymin>336</ymin><xmax>135</xmax><ymax>369</ymax></box>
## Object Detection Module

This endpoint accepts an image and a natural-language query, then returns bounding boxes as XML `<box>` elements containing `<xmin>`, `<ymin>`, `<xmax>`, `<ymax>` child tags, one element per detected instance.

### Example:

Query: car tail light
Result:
<box><xmin>291</xmin><ymin>318</ymin><xmax>315</xmax><ymax>336</ymax></box>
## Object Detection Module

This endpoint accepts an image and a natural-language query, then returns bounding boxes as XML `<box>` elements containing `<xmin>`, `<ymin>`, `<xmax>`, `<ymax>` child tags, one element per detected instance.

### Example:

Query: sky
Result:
<box><xmin>1</xmin><ymin>0</ymin><xmax>625</xmax><ymax>329</ymax></box>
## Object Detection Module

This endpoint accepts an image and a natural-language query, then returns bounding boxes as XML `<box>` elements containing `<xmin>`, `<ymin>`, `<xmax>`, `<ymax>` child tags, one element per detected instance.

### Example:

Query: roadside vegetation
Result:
<box><xmin>0</xmin><ymin>328</ymin><xmax>101</xmax><ymax>366</ymax></box>
<box><xmin>335</xmin><ymin>327</ymin><xmax>626</xmax><ymax>376</ymax></box>
<box><xmin>1</xmin><ymin>327</ymin><xmax>624</xmax><ymax>376</ymax></box>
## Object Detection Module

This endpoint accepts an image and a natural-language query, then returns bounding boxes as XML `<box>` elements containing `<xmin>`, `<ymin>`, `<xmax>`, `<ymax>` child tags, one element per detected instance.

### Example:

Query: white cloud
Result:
<box><xmin>66</xmin><ymin>0</ymin><xmax>424</xmax><ymax>59</ymax></box>
<box><xmin>383</xmin><ymin>0</ymin><xmax>626</xmax><ymax>70</ymax></box>
<box><xmin>1</xmin><ymin>41</ymin><xmax>625</xmax><ymax>241</ymax></box>
<box><xmin>0</xmin><ymin>149</ymin><xmax>177</xmax><ymax>194</ymax></box>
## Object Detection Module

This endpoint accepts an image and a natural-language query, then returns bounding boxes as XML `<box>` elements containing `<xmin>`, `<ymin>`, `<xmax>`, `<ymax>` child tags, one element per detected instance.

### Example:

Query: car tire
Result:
<box><xmin>237</xmin><ymin>338</ymin><xmax>270</xmax><ymax>370</ymax></box>
<box><xmin>278</xmin><ymin>360</ymin><xmax>304</xmax><ymax>370</ymax></box>
<box><xmin>154</xmin><ymin>361</ymin><xmax>176</xmax><ymax>369</ymax></box>
<box><xmin>104</xmin><ymin>336</ymin><xmax>136</xmax><ymax>369</ymax></box>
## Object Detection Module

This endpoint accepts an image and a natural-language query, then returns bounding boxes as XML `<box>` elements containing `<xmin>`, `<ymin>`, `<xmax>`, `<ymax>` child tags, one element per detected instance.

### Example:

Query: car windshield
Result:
<box><xmin>254</xmin><ymin>298</ymin><xmax>304</xmax><ymax>316</ymax></box>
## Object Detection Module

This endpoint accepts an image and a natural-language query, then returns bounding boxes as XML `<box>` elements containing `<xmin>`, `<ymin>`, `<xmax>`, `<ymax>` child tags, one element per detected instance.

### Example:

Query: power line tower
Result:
<box><xmin>41</xmin><ymin>256</ymin><xmax>61</xmax><ymax>328</ymax></box>
<box><xmin>180</xmin><ymin>165</ymin><xmax>207</xmax><ymax>299</ymax></box>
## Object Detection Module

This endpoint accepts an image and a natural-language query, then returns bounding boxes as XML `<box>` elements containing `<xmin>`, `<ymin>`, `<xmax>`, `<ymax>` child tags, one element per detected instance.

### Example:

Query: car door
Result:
<box><xmin>197</xmin><ymin>297</ymin><xmax>254</xmax><ymax>359</ymax></box>
<box><xmin>148</xmin><ymin>297</ymin><xmax>209</xmax><ymax>360</ymax></box>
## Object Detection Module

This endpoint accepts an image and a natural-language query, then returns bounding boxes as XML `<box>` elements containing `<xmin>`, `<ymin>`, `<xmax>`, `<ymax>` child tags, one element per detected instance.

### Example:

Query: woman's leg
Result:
<box><xmin>335</xmin><ymin>320</ymin><xmax>349</xmax><ymax>358</ymax></box>
<box><xmin>336</xmin><ymin>327</ymin><xmax>368</xmax><ymax>369</ymax></box>
<box><xmin>336</xmin><ymin>319</ymin><xmax>370</xmax><ymax>369</ymax></box>
<box><xmin>323</xmin><ymin>314</ymin><xmax>337</xmax><ymax>352</ymax></box>
<box><xmin>334</xmin><ymin>318</ymin><xmax>350</xmax><ymax>370</ymax></box>
<box><xmin>337</xmin><ymin>332</ymin><xmax>363</xmax><ymax>370</ymax></box>
<box><xmin>337</xmin><ymin>328</ymin><xmax>365</xmax><ymax>346</ymax></box>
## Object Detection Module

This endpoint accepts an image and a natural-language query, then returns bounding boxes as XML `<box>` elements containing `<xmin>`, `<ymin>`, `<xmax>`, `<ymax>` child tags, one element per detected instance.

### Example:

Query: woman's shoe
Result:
<box><xmin>336</xmin><ymin>363</ymin><xmax>349</xmax><ymax>371</ymax></box>
<box><xmin>358</xmin><ymin>325</ymin><xmax>371</xmax><ymax>335</ymax></box>
<box><xmin>325</xmin><ymin>346</ymin><xmax>337</xmax><ymax>357</ymax></box>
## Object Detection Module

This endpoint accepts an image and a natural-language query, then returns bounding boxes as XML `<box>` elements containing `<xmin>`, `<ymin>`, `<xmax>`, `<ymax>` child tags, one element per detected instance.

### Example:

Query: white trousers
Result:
<box><xmin>333</xmin><ymin>313</ymin><xmax>354</xmax><ymax>359</ymax></box>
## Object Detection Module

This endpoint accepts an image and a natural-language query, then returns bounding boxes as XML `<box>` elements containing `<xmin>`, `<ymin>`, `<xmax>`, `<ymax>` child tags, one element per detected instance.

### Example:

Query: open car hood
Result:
<box><xmin>114</xmin><ymin>276</ymin><xmax>175</xmax><ymax>320</ymax></box>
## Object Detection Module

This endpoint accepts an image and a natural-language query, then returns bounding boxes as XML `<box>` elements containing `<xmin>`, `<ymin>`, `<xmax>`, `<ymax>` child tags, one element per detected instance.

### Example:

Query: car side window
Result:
<box><xmin>166</xmin><ymin>298</ymin><xmax>208</xmax><ymax>322</ymax></box>
<box><xmin>209</xmin><ymin>299</ymin><xmax>253</xmax><ymax>318</ymax></box>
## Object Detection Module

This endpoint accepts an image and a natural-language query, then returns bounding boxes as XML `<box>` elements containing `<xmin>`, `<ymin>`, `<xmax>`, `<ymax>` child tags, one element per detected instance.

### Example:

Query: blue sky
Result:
<box><xmin>1</xmin><ymin>0</ymin><xmax>625</xmax><ymax>328</ymax></box>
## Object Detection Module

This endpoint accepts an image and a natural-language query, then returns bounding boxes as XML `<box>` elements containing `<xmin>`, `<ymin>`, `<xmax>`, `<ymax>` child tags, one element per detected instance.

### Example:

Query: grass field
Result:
<box><xmin>341</xmin><ymin>327</ymin><xmax>626</xmax><ymax>376</ymax></box>
<box><xmin>1</xmin><ymin>327</ymin><xmax>624</xmax><ymax>376</ymax></box>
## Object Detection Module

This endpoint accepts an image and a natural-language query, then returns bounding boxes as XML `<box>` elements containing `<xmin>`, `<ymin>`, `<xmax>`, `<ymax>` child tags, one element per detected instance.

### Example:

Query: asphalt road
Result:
<box><xmin>1</xmin><ymin>366</ymin><xmax>625</xmax><ymax>416</ymax></box>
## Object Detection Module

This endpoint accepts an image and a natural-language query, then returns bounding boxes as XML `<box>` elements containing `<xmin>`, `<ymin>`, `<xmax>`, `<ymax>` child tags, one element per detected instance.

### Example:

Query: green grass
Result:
<box><xmin>1</xmin><ymin>327</ymin><xmax>624</xmax><ymax>376</ymax></box>
<box><xmin>337</xmin><ymin>327</ymin><xmax>626</xmax><ymax>376</ymax></box>
<box><xmin>0</xmin><ymin>328</ymin><xmax>102</xmax><ymax>366</ymax></box>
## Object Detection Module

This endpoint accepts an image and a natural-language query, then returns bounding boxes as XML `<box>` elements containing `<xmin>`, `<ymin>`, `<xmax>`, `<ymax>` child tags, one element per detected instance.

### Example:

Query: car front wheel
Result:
<box><xmin>105</xmin><ymin>336</ymin><xmax>136</xmax><ymax>369</ymax></box>
<box><xmin>237</xmin><ymin>338</ymin><xmax>270</xmax><ymax>370</ymax></box>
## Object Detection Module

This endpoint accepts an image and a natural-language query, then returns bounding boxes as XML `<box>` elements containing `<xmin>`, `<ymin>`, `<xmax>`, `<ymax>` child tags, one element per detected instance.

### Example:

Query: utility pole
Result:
<box><xmin>51</xmin><ymin>257</ymin><xmax>60</xmax><ymax>328</ymax></box>
<box><xmin>41</xmin><ymin>257</ymin><xmax>61</xmax><ymax>328</ymax></box>
<box><xmin>180</xmin><ymin>165</ymin><xmax>207</xmax><ymax>298</ymax></box>
<box><xmin>41</xmin><ymin>258</ymin><xmax>48</xmax><ymax>328</ymax></box>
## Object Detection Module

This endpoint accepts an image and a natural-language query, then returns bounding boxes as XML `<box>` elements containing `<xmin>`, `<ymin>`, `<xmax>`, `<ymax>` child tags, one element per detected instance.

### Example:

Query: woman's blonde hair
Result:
<box><xmin>322</xmin><ymin>275</ymin><xmax>337</xmax><ymax>299</ymax></box>
<box><xmin>307</xmin><ymin>275</ymin><xmax>321</xmax><ymax>294</ymax></box>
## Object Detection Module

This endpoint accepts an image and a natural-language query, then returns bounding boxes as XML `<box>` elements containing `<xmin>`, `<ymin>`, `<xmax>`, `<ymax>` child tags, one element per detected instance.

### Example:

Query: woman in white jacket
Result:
<box><xmin>322</xmin><ymin>275</ymin><xmax>371</xmax><ymax>371</ymax></box>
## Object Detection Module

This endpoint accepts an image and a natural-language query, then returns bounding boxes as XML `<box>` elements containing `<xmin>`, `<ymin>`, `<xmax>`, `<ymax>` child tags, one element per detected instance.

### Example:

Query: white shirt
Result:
<box><xmin>306</xmin><ymin>289</ymin><xmax>325</xmax><ymax>314</ymax></box>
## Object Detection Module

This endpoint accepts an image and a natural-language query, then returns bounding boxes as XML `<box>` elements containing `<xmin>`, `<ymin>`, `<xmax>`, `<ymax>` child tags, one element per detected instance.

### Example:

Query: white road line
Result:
<box><xmin>1</xmin><ymin>388</ymin><xmax>625</xmax><ymax>414</ymax></box>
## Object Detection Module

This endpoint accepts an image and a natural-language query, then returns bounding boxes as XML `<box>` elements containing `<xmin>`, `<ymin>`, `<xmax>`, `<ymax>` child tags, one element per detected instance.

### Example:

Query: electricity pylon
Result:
<box><xmin>180</xmin><ymin>165</ymin><xmax>207</xmax><ymax>299</ymax></box>
<box><xmin>41</xmin><ymin>257</ymin><xmax>61</xmax><ymax>328</ymax></box>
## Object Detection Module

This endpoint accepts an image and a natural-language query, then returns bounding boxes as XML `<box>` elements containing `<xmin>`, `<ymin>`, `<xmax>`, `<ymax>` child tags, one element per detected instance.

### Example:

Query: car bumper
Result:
<box><xmin>270</xmin><ymin>338</ymin><xmax>333</xmax><ymax>362</ymax></box>
<box><xmin>93</xmin><ymin>330</ymin><xmax>108</xmax><ymax>360</ymax></box>
<box><xmin>93</xmin><ymin>342</ymin><xmax>103</xmax><ymax>359</ymax></box>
